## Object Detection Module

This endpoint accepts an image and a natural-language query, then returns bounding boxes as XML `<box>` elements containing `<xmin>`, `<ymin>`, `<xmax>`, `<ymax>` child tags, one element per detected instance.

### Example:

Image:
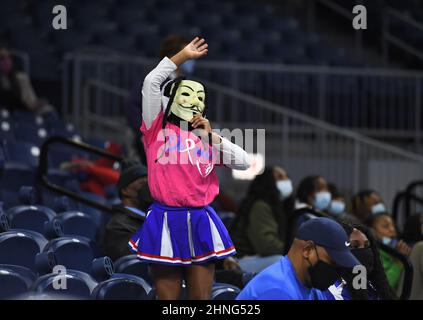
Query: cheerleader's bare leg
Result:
<box><xmin>186</xmin><ymin>262</ymin><xmax>215</xmax><ymax>300</ymax></box>
<box><xmin>151</xmin><ymin>264</ymin><xmax>183</xmax><ymax>300</ymax></box>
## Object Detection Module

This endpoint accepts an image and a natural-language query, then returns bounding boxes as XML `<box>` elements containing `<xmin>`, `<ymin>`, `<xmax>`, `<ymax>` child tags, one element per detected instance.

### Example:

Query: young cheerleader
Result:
<box><xmin>129</xmin><ymin>37</ymin><xmax>251</xmax><ymax>299</ymax></box>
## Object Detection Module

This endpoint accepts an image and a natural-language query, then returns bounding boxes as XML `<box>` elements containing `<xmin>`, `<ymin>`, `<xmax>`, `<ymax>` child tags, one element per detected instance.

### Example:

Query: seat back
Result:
<box><xmin>0</xmin><ymin>267</ymin><xmax>31</xmax><ymax>299</ymax></box>
<box><xmin>55</xmin><ymin>211</ymin><xmax>97</xmax><ymax>240</ymax></box>
<box><xmin>113</xmin><ymin>254</ymin><xmax>152</xmax><ymax>285</ymax></box>
<box><xmin>0</xmin><ymin>231</ymin><xmax>43</xmax><ymax>270</ymax></box>
<box><xmin>43</xmin><ymin>236</ymin><xmax>94</xmax><ymax>274</ymax></box>
<box><xmin>211</xmin><ymin>283</ymin><xmax>241</xmax><ymax>300</ymax></box>
<box><xmin>7</xmin><ymin>205</ymin><xmax>56</xmax><ymax>234</ymax></box>
<box><xmin>92</xmin><ymin>274</ymin><xmax>153</xmax><ymax>300</ymax></box>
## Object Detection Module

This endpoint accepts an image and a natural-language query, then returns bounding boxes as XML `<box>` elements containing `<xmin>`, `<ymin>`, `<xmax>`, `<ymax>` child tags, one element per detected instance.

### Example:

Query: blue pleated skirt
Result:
<box><xmin>128</xmin><ymin>202</ymin><xmax>236</xmax><ymax>266</ymax></box>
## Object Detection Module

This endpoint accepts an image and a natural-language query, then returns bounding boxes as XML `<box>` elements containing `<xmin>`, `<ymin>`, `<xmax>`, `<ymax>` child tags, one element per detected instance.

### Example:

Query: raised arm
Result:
<box><xmin>142</xmin><ymin>37</ymin><xmax>208</xmax><ymax>129</ymax></box>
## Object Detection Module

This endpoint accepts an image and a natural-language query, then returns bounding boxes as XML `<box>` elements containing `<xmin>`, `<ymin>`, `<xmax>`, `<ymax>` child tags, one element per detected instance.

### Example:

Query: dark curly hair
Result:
<box><xmin>338</xmin><ymin>220</ymin><xmax>397</xmax><ymax>300</ymax></box>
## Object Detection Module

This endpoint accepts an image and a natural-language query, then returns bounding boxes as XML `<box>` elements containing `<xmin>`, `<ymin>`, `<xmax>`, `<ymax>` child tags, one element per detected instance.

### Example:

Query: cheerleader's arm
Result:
<box><xmin>213</xmin><ymin>136</ymin><xmax>251</xmax><ymax>170</ymax></box>
<box><xmin>142</xmin><ymin>57</ymin><xmax>177</xmax><ymax>130</ymax></box>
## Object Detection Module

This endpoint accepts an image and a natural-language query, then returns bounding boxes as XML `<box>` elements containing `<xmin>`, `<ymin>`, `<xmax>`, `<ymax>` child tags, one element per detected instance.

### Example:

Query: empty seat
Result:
<box><xmin>0</xmin><ymin>266</ymin><xmax>33</xmax><ymax>299</ymax></box>
<box><xmin>3</xmin><ymin>140</ymin><xmax>40</xmax><ymax>168</ymax></box>
<box><xmin>31</xmin><ymin>270</ymin><xmax>95</xmax><ymax>299</ymax></box>
<box><xmin>42</xmin><ymin>236</ymin><xmax>95</xmax><ymax>274</ymax></box>
<box><xmin>12</xmin><ymin>111</ymin><xmax>45</xmax><ymax>127</ymax></box>
<box><xmin>0</xmin><ymin>164</ymin><xmax>35</xmax><ymax>209</ymax></box>
<box><xmin>92</xmin><ymin>274</ymin><xmax>153</xmax><ymax>300</ymax></box>
<box><xmin>211</xmin><ymin>283</ymin><xmax>241</xmax><ymax>300</ymax></box>
<box><xmin>0</xmin><ymin>120</ymin><xmax>14</xmax><ymax>141</ymax></box>
<box><xmin>14</xmin><ymin>125</ymin><xmax>49</xmax><ymax>146</ymax></box>
<box><xmin>113</xmin><ymin>255</ymin><xmax>152</xmax><ymax>285</ymax></box>
<box><xmin>0</xmin><ymin>230</ymin><xmax>48</xmax><ymax>270</ymax></box>
<box><xmin>55</xmin><ymin>211</ymin><xmax>97</xmax><ymax>240</ymax></box>
<box><xmin>6</xmin><ymin>205</ymin><xmax>56</xmax><ymax>234</ymax></box>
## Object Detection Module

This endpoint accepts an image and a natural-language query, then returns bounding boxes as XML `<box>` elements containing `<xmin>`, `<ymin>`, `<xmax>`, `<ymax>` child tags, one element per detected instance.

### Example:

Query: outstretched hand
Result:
<box><xmin>171</xmin><ymin>37</ymin><xmax>208</xmax><ymax>66</ymax></box>
<box><xmin>182</xmin><ymin>37</ymin><xmax>208</xmax><ymax>59</ymax></box>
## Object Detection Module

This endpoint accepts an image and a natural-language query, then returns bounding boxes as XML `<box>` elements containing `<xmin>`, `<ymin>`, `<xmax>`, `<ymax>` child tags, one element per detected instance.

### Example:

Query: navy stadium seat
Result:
<box><xmin>0</xmin><ymin>120</ymin><xmax>14</xmax><ymax>141</ymax></box>
<box><xmin>3</xmin><ymin>140</ymin><xmax>40</xmax><ymax>168</ymax></box>
<box><xmin>42</xmin><ymin>236</ymin><xmax>95</xmax><ymax>274</ymax></box>
<box><xmin>0</xmin><ymin>108</ymin><xmax>11</xmax><ymax>119</ymax></box>
<box><xmin>14</xmin><ymin>124</ymin><xmax>48</xmax><ymax>146</ymax></box>
<box><xmin>31</xmin><ymin>270</ymin><xmax>96</xmax><ymax>299</ymax></box>
<box><xmin>13</xmin><ymin>111</ymin><xmax>45</xmax><ymax>127</ymax></box>
<box><xmin>0</xmin><ymin>230</ymin><xmax>48</xmax><ymax>270</ymax></box>
<box><xmin>55</xmin><ymin>211</ymin><xmax>97</xmax><ymax>240</ymax></box>
<box><xmin>113</xmin><ymin>254</ymin><xmax>152</xmax><ymax>285</ymax></box>
<box><xmin>6</xmin><ymin>205</ymin><xmax>56</xmax><ymax>234</ymax></box>
<box><xmin>0</xmin><ymin>265</ymin><xmax>34</xmax><ymax>299</ymax></box>
<box><xmin>92</xmin><ymin>273</ymin><xmax>153</xmax><ymax>300</ymax></box>
<box><xmin>211</xmin><ymin>283</ymin><xmax>241</xmax><ymax>300</ymax></box>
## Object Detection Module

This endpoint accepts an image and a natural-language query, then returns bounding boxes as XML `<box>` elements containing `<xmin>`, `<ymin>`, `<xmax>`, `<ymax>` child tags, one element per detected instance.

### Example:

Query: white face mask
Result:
<box><xmin>372</xmin><ymin>203</ymin><xmax>386</xmax><ymax>215</ymax></box>
<box><xmin>313</xmin><ymin>191</ymin><xmax>332</xmax><ymax>211</ymax></box>
<box><xmin>328</xmin><ymin>200</ymin><xmax>345</xmax><ymax>215</ymax></box>
<box><xmin>276</xmin><ymin>179</ymin><xmax>293</xmax><ymax>200</ymax></box>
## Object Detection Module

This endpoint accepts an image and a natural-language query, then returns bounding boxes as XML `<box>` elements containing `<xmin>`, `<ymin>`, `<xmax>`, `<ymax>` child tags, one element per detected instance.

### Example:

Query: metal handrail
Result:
<box><xmin>70</xmin><ymin>51</ymin><xmax>423</xmax><ymax>77</ymax></box>
<box><xmin>37</xmin><ymin>136</ymin><xmax>123</xmax><ymax>213</ymax></box>
<box><xmin>386</xmin><ymin>8</ymin><xmax>423</xmax><ymax>33</ymax></box>
<box><xmin>201</xmin><ymin>79</ymin><xmax>423</xmax><ymax>163</ymax></box>
<box><xmin>384</xmin><ymin>7</ymin><xmax>423</xmax><ymax>63</ymax></box>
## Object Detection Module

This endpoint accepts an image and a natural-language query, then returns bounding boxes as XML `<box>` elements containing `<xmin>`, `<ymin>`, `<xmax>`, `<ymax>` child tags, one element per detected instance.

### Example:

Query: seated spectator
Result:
<box><xmin>295</xmin><ymin>175</ymin><xmax>331</xmax><ymax>211</ymax></box>
<box><xmin>61</xmin><ymin>141</ymin><xmax>122</xmax><ymax>197</ymax></box>
<box><xmin>350</xmin><ymin>190</ymin><xmax>386</xmax><ymax>223</ymax></box>
<box><xmin>102</xmin><ymin>160</ymin><xmax>151</xmax><ymax>261</ymax></box>
<box><xmin>369</xmin><ymin>212</ymin><xmax>423</xmax><ymax>299</ymax></box>
<box><xmin>236</xmin><ymin>217</ymin><xmax>360</xmax><ymax>300</ymax></box>
<box><xmin>402</xmin><ymin>213</ymin><xmax>423</xmax><ymax>246</ymax></box>
<box><xmin>325</xmin><ymin>221</ymin><xmax>396</xmax><ymax>300</ymax></box>
<box><xmin>327</xmin><ymin>183</ymin><xmax>347</xmax><ymax>218</ymax></box>
<box><xmin>0</xmin><ymin>46</ymin><xmax>53</xmax><ymax>113</ymax></box>
<box><xmin>230</xmin><ymin>166</ymin><xmax>294</xmax><ymax>273</ymax></box>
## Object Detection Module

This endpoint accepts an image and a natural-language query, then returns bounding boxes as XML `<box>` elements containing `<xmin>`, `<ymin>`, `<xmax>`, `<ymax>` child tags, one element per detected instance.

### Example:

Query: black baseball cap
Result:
<box><xmin>117</xmin><ymin>160</ymin><xmax>148</xmax><ymax>196</ymax></box>
<box><xmin>296</xmin><ymin>217</ymin><xmax>360</xmax><ymax>268</ymax></box>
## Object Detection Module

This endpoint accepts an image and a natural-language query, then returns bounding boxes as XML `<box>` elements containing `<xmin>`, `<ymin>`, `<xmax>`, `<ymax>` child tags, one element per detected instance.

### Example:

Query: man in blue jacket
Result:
<box><xmin>237</xmin><ymin>217</ymin><xmax>360</xmax><ymax>300</ymax></box>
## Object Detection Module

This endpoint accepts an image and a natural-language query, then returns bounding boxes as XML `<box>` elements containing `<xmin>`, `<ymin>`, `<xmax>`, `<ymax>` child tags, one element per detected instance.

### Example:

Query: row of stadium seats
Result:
<box><xmin>0</xmin><ymin>0</ymin><xmax>363</xmax><ymax>80</ymax></box>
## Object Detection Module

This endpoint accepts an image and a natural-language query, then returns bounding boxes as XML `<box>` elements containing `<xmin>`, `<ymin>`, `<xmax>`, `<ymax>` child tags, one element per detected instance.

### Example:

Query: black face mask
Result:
<box><xmin>137</xmin><ymin>185</ymin><xmax>153</xmax><ymax>212</ymax></box>
<box><xmin>307</xmin><ymin>247</ymin><xmax>339</xmax><ymax>291</ymax></box>
<box><xmin>351</xmin><ymin>247</ymin><xmax>374</xmax><ymax>274</ymax></box>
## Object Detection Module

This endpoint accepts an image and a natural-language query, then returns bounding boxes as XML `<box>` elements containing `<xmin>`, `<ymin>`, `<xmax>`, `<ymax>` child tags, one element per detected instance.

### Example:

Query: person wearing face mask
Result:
<box><xmin>236</xmin><ymin>217</ymin><xmax>360</xmax><ymax>300</ymax></box>
<box><xmin>0</xmin><ymin>46</ymin><xmax>53</xmax><ymax>113</ymax></box>
<box><xmin>125</xmin><ymin>35</ymin><xmax>190</xmax><ymax>165</ymax></box>
<box><xmin>369</xmin><ymin>213</ymin><xmax>423</xmax><ymax>298</ymax></box>
<box><xmin>350</xmin><ymin>190</ymin><xmax>386</xmax><ymax>223</ymax></box>
<box><xmin>325</xmin><ymin>221</ymin><xmax>396</xmax><ymax>300</ymax></box>
<box><xmin>295</xmin><ymin>175</ymin><xmax>332</xmax><ymax>212</ymax></box>
<box><xmin>326</xmin><ymin>183</ymin><xmax>347</xmax><ymax>218</ymax></box>
<box><xmin>230</xmin><ymin>166</ymin><xmax>294</xmax><ymax>273</ymax></box>
<box><xmin>102</xmin><ymin>160</ymin><xmax>152</xmax><ymax>261</ymax></box>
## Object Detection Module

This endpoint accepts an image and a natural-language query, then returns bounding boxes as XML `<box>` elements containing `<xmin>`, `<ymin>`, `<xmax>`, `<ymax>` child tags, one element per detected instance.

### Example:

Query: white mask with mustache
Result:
<box><xmin>169</xmin><ymin>80</ymin><xmax>206</xmax><ymax>122</ymax></box>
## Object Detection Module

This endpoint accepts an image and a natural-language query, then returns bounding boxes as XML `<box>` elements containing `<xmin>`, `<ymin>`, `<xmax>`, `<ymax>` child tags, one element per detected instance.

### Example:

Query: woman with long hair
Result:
<box><xmin>230</xmin><ymin>166</ymin><xmax>294</xmax><ymax>273</ymax></box>
<box><xmin>325</xmin><ymin>220</ymin><xmax>397</xmax><ymax>300</ymax></box>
